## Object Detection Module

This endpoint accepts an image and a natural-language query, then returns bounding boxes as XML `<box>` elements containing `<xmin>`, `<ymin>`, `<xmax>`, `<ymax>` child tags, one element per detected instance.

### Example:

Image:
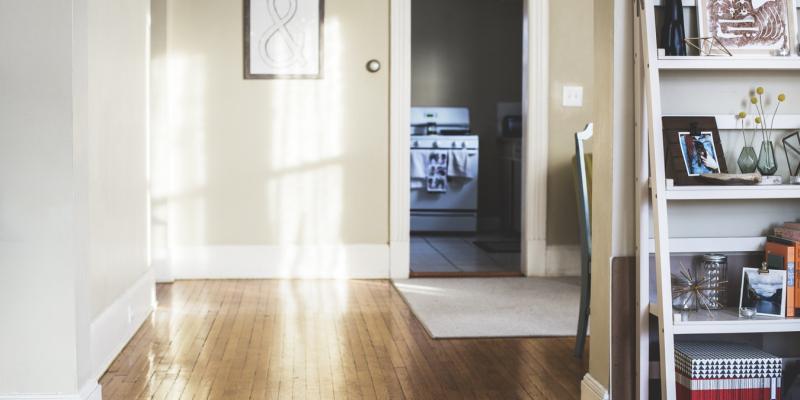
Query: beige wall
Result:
<box><xmin>411</xmin><ymin>0</ymin><xmax>523</xmax><ymax>228</ymax></box>
<box><xmin>157</xmin><ymin>0</ymin><xmax>389</xmax><ymax>253</ymax></box>
<box><xmin>547</xmin><ymin>0</ymin><xmax>595</xmax><ymax>246</ymax></box>
<box><xmin>87</xmin><ymin>0</ymin><xmax>150</xmax><ymax>319</ymax></box>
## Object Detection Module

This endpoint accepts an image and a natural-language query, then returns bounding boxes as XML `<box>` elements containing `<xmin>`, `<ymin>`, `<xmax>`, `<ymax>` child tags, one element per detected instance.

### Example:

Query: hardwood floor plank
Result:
<box><xmin>101</xmin><ymin>280</ymin><xmax>586</xmax><ymax>400</ymax></box>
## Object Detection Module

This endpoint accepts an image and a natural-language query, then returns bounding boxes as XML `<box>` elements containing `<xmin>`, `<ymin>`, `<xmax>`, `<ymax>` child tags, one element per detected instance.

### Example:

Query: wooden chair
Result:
<box><xmin>573</xmin><ymin>123</ymin><xmax>593</xmax><ymax>358</ymax></box>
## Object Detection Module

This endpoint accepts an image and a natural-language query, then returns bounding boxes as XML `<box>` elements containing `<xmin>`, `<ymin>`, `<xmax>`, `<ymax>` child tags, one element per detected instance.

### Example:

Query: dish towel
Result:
<box><xmin>410</xmin><ymin>151</ymin><xmax>428</xmax><ymax>189</ymax></box>
<box><xmin>447</xmin><ymin>149</ymin><xmax>473</xmax><ymax>178</ymax></box>
<box><xmin>426</xmin><ymin>151</ymin><xmax>449</xmax><ymax>192</ymax></box>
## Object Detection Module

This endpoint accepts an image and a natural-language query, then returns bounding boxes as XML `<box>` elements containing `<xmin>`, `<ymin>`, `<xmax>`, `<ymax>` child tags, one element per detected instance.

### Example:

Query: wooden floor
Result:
<box><xmin>100</xmin><ymin>280</ymin><xmax>588</xmax><ymax>400</ymax></box>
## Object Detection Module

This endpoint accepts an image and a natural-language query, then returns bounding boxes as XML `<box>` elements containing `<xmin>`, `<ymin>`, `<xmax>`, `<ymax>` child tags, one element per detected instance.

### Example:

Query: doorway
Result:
<box><xmin>406</xmin><ymin>0</ymin><xmax>525</xmax><ymax>277</ymax></box>
<box><xmin>388</xmin><ymin>0</ymin><xmax>549</xmax><ymax>280</ymax></box>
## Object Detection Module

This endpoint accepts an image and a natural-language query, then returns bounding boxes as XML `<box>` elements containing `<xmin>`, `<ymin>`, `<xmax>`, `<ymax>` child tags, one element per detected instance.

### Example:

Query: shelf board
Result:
<box><xmin>657</xmin><ymin>56</ymin><xmax>800</xmax><ymax>71</ymax></box>
<box><xmin>650</xmin><ymin>304</ymin><xmax>800</xmax><ymax>334</ymax></box>
<box><xmin>664</xmin><ymin>185</ymin><xmax>800</xmax><ymax>200</ymax></box>
<box><xmin>647</xmin><ymin>236</ymin><xmax>765</xmax><ymax>253</ymax></box>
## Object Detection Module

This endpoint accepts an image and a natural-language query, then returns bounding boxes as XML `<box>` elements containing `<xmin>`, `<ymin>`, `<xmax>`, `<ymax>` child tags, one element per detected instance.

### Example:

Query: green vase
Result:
<box><xmin>737</xmin><ymin>146</ymin><xmax>758</xmax><ymax>173</ymax></box>
<box><xmin>757</xmin><ymin>140</ymin><xmax>778</xmax><ymax>176</ymax></box>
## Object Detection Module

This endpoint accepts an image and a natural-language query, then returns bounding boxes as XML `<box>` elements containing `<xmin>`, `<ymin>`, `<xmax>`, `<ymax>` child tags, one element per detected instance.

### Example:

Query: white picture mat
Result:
<box><xmin>247</xmin><ymin>0</ymin><xmax>322</xmax><ymax>77</ymax></box>
<box><xmin>696</xmin><ymin>0</ymin><xmax>798</xmax><ymax>56</ymax></box>
<box><xmin>739</xmin><ymin>267</ymin><xmax>787</xmax><ymax>317</ymax></box>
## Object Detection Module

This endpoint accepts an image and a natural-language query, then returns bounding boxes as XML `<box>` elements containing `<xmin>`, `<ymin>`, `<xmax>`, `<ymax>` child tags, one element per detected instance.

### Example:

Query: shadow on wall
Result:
<box><xmin>150</xmin><ymin>14</ymin><xmax>388</xmax><ymax>278</ymax></box>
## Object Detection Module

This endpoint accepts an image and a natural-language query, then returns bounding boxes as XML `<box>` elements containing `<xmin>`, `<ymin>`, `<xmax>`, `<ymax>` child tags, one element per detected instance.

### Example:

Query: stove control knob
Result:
<box><xmin>433</xmin><ymin>141</ymin><xmax>439</xmax><ymax>148</ymax></box>
<box><xmin>461</xmin><ymin>142</ymin><xmax>467</xmax><ymax>148</ymax></box>
<box><xmin>451</xmin><ymin>142</ymin><xmax>457</xmax><ymax>148</ymax></box>
<box><xmin>412</xmin><ymin>140</ymin><xmax>419</xmax><ymax>148</ymax></box>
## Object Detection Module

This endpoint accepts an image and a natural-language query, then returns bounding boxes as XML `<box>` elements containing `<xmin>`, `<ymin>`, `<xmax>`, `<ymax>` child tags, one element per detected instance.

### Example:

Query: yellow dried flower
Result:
<box><xmin>738</xmin><ymin>111</ymin><xmax>747</xmax><ymax>118</ymax></box>
<box><xmin>779</xmin><ymin>93</ymin><xmax>786</xmax><ymax>102</ymax></box>
<box><xmin>755</xmin><ymin>116</ymin><xmax>762</xmax><ymax>124</ymax></box>
<box><xmin>757</xmin><ymin>87</ymin><xmax>765</xmax><ymax>95</ymax></box>
<box><xmin>751</xmin><ymin>96</ymin><xmax>758</xmax><ymax>104</ymax></box>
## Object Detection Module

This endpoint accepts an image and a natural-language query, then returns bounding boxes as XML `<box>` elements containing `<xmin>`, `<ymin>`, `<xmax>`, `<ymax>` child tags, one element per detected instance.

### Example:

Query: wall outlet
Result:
<box><xmin>562</xmin><ymin>85</ymin><xmax>583</xmax><ymax>107</ymax></box>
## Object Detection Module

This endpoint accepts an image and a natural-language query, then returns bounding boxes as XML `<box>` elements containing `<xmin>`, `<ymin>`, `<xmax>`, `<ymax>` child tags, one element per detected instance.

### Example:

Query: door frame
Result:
<box><xmin>388</xmin><ymin>0</ymin><xmax>550</xmax><ymax>279</ymax></box>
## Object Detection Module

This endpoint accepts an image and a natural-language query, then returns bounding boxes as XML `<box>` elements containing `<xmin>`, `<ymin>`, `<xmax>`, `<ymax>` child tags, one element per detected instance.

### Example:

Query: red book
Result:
<box><xmin>765</xmin><ymin>236</ymin><xmax>795</xmax><ymax>317</ymax></box>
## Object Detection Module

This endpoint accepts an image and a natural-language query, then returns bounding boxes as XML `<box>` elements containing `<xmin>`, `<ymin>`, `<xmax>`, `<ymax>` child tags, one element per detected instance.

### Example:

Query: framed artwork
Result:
<box><xmin>697</xmin><ymin>0</ymin><xmax>798</xmax><ymax>56</ymax></box>
<box><xmin>662</xmin><ymin>117</ymin><xmax>727</xmax><ymax>186</ymax></box>
<box><xmin>244</xmin><ymin>0</ymin><xmax>324</xmax><ymax>79</ymax></box>
<box><xmin>739</xmin><ymin>267</ymin><xmax>786</xmax><ymax>317</ymax></box>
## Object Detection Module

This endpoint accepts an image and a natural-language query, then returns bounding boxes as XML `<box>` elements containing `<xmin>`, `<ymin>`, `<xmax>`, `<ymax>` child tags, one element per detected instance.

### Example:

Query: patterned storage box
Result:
<box><xmin>676</xmin><ymin>342</ymin><xmax>782</xmax><ymax>400</ymax></box>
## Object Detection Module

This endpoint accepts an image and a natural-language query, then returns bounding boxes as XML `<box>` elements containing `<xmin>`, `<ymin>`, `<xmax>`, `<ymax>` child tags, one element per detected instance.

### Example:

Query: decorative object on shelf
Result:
<box><xmin>739</xmin><ymin>262</ymin><xmax>787</xmax><ymax>317</ymax></box>
<box><xmin>781</xmin><ymin>131</ymin><xmax>800</xmax><ymax>183</ymax></box>
<box><xmin>700</xmin><ymin>254</ymin><xmax>728</xmax><ymax>309</ymax></box>
<box><xmin>697</xmin><ymin>172</ymin><xmax>760</xmax><ymax>185</ymax></box>
<box><xmin>751</xmin><ymin>88</ymin><xmax>786</xmax><ymax>176</ymax></box>
<box><xmin>737</xmin><ymin>111</ymin><xmax>758</xmax><ymax>173</ymax></box>
<box><xmin>684</xmin><ymin>36</ymin><xmax>732</xmax><ymax>56</ymax></box>
<box><xmin>675</xmin><ymin>342</ymin><xmax>782</xmax><ymax>400</ymax></box>
<box><xmin>696</xmin><ymin>0</ymin><xmax>797</xmax><ymax>56</ymax></box>
<box><xmin>661</xmin><ymin>0</ymin><xmax>687</xmax><ymax>56</ymax></box>
<box><xmin>243</xmin><ymin>0</ymin><xmax>324</xmax><ymax>79</ymax></box>
<box><xmin>672</xmin><ymin>263</ymin><xmax>725</xmax><ymax>313</ymax></box>
<box><xmin>662</xmin><ymin>116</ymin><xmax>727</xmax><ymax>186</ymax></box>
<box><xmin>758</xmin><ymin>175</ymin><xmax>784</xmax><ymax>185</ymax></box>
<box><xmin>739</xmin><ymin>306</ymin><xmax>756</xmax><ymax>318</ymax></box>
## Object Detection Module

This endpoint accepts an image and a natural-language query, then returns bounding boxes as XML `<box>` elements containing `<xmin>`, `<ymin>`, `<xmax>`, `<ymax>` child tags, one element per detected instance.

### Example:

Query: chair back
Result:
<box><xmin>574</xmin><ymin>123</ymin><xmax>593</xmax><ymax>259</ymax></box>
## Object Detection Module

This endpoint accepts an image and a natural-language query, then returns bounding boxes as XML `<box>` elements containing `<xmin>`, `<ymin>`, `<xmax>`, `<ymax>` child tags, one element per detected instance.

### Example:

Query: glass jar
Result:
<box><xmin>700</xmin><ymin>253</ymin><xmax>728</xmax><ymax>309</ymax></box>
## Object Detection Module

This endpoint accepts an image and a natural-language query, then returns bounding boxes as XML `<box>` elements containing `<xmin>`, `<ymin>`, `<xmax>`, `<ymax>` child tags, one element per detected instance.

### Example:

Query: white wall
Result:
<box><xmin>0</xmin><ymin>0</ymin><xmax>152</xmax><ymax>396</ymax></box>
<box><xmin>0</xmin><ymin>0</ymin><xmax>84</xmax><ymax>394</ymax></box>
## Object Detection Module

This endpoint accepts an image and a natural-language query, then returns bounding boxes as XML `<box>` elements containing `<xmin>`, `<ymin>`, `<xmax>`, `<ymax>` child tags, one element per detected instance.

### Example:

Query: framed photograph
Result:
<box><xmin>697</xmin><ymin>0</ymin><xmax>798</xmax><ymax>56</ymax></box>
<box><xmin>244</xmin><ymin>0</ymin><xmax>324</xmax><ymax>79</ymax></box>
<box><xmin>678</xmin><ymin>131</ymin><xmax>722</xmax><ymax>176</ymax></box>
<box><xmin>662</xmin><ymin>117</ymin><xmax>727</xmax><ymax>185</ymax></box>
<box><xmin>739</xmin><ymin>267</ymin><xmax>786</xmax><ymax>317</ymax></box>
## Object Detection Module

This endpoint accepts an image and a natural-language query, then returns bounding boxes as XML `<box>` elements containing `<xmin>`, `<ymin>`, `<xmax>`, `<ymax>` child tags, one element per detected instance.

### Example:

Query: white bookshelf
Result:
<box><xmin>635</xmin><ymin>0</ymin><xmax>800</xmax><ymax>399</ymax></box>
<box><xmin>649</xmin><ymin>305</ymin><xmax>800</xmax><ymax>334</ymax></box>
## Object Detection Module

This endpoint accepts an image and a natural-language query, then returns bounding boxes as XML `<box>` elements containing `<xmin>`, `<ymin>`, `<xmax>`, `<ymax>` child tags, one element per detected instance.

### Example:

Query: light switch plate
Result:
<box><xmin>562</xmin><ymin>86</ymin><xmax>583</xmax><ymax>107</ymax></box>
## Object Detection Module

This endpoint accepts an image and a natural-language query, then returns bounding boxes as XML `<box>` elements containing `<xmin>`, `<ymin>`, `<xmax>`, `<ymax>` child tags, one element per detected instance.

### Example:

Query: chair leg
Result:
<box><xmin>574</xmin><ymin>261</ymin><xmax>591</xmax><ymax>358</ymax></box>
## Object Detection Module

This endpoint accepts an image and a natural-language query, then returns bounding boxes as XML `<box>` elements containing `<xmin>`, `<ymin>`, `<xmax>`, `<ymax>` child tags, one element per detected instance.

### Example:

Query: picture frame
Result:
<box><xmin>739</xmin><ymin>267</ymin><xmax>787</xmax><ymax>317</ymax></box>
<box><xmin>244</xmin><ymin>0</ymin><xmax>324</xmax><ymax>79</ymax></box>
<box><xmin>696</xmin><ymin>0</ymin><xmax>798</xmax><ymax>56</ymax></box>
<box><xmin>662</xmin><ymin>116</ymin><xmax>727</xmax><ymax>186</ymax></box>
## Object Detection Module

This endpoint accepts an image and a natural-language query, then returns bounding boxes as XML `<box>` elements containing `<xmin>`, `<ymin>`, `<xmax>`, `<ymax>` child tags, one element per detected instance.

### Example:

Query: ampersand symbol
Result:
<box><xmin>259</xmin><ymin>0</ymin><xmax>306</xmax><ymax>68</ymax></box>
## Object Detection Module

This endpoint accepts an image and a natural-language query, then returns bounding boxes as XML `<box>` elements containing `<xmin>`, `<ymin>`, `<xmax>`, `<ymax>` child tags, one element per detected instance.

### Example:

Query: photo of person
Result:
<box><xmin>740</xmin><ymin>267</ymin><xmax>786</xmax><ymax>317</ymax></box>
<box><xmin>679</xmin><ymin>131</ymin><xmax>721</xmax><ymax>176</ymax></box>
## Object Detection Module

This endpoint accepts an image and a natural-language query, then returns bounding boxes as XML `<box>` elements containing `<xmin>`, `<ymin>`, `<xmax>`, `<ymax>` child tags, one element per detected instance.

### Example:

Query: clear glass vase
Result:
<box><xmin>757</xmin><ymin>140</ymin><xmax>778</xmax><ymax>176</ymax></box>
<box><xmin>737</xmin><ymin>146</ymin><xmax>758</xmax><ymax>173</ymax></box>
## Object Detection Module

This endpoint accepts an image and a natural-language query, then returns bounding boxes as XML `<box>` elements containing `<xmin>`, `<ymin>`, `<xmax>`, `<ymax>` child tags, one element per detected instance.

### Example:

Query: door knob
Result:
<box><xmin>366</xmin><ymin>59</ymin><xmax>381</xmax><ymax>73</ymax></box>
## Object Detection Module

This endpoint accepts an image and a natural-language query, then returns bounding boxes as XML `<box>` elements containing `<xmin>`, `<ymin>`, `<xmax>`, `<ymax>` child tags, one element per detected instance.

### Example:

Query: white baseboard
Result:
<box><xmin>169</xmin><ymin>244</ymin><xmax>391</xmax><ymax>279</ymax></box>
<box><xmin>580</xmin><ymin>373</ymin><xmax>609</xmax><ymax>400</ymax></box>
<box><xmin>545</xmin><ymin>244</ymin><xmax>581</xmax><ymax>277</ymax></box>
<box><xmin>389</xmin><ymin>241</ymin><xmax>410</xmax><ymax>279</ymax></box>
<box><xmin>524</xmin><ymin>238</ymin><xmax>546</xmax><ymax>276</ymax></box>
<box><xmin>151</xmin><ymin>254</ymin><xmax>173</xmax><ymax>283</ymax></box>
<box><xmin>0</xmin><ymin>380</ymin><xmax>101</xmax><ymax>400</ymax></box>
<box><xmin>91</xmin><ymin>269</ymin><xmax>156</xmax><ymax>380</ymax></box>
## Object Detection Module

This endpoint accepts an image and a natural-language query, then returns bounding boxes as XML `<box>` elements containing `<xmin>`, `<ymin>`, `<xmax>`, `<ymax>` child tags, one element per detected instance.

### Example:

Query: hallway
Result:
<box><xmin>100</xmin><ymin>280</ymin><xmax>587</xmax><ymax>399</ymax></box>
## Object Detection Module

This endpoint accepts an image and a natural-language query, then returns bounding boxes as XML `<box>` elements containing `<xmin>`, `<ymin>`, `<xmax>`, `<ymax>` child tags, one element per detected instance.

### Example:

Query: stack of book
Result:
<box><xmin>771</xmin><ymin>223</ymin><xmax>800</xmax><ymax>317</ymax></box>
<box><xmin>676</xmin><ymin>342</ymin><xmax>782</xmax><ymax>400</ymax></box>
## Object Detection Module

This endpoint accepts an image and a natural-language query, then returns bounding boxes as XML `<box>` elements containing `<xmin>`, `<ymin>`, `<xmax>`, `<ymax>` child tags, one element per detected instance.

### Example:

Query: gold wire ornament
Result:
<box><xmin>671</xmin><ymin>263</ymin><xmax>728</xmax><ymax>317</ymax></box>
<box><xmin>683</xmin><ymin>37</ymin><xmax>733</xmax><ymax>56</ymax></box>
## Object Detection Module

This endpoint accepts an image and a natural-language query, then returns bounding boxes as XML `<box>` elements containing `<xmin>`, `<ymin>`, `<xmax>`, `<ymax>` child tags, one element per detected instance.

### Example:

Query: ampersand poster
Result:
<box><xmin>245</xmin><ymin>0</ymin><xmax>323</xmax><ymax>78</ymax></box>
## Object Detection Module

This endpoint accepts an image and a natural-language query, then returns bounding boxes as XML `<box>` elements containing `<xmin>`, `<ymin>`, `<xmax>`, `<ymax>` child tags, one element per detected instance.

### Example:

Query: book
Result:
<box><xmin>766</xmin><ymin>236</ymin><xmax>796</xmax><ymax>317</ymax></box>
<box><xmin>774</xmin><ymin>225</ymin><xmax>800</xmax><ymax>314</ymax></box>
<box><xmin>775</xmin><ymin>226</ymin><xmax>800</xmax><ymax>242</ymax></box>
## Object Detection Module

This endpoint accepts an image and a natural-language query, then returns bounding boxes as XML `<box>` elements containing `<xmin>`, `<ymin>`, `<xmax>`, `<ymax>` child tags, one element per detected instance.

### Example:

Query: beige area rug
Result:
<box><xmin>393</xmin><ymin>277</ymin><xmax>581</xmax><ymax>338</ymax></box>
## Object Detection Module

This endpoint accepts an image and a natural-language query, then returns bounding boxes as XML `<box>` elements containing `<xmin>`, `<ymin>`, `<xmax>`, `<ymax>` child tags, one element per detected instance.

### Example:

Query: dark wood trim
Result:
<box><xmin>243</xmin><ymin>0</ymin><xmax>325</xmax><ymax>79</ymax></box>
<box><xmin>410</xmin><ymin>271</ymin><xmax>525</xmax><ymax>278</ymax></box>
<box><xmin>611</xmin><ymin>256</ymin><xmax>636</xmax><ymax>400</ymax></box>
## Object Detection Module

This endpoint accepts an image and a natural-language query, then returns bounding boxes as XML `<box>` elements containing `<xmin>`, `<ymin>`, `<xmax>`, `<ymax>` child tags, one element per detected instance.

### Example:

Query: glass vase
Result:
<box><xmin>757</xmin><ymin>140</ymin><xmax>778</xmax><ymax>176</ymax></box>
<box><xmin>737</xmin><ymin>146</ymin><xmax>758</xmax><ymax>173</ymax></box>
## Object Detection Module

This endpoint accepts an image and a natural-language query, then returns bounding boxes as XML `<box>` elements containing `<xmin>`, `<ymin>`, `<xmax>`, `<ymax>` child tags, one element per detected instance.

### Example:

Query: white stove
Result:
<box><xmin>410</xmin><ymin>107</ymin><xmax>479</xmax><ymax>232</ymax></box>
